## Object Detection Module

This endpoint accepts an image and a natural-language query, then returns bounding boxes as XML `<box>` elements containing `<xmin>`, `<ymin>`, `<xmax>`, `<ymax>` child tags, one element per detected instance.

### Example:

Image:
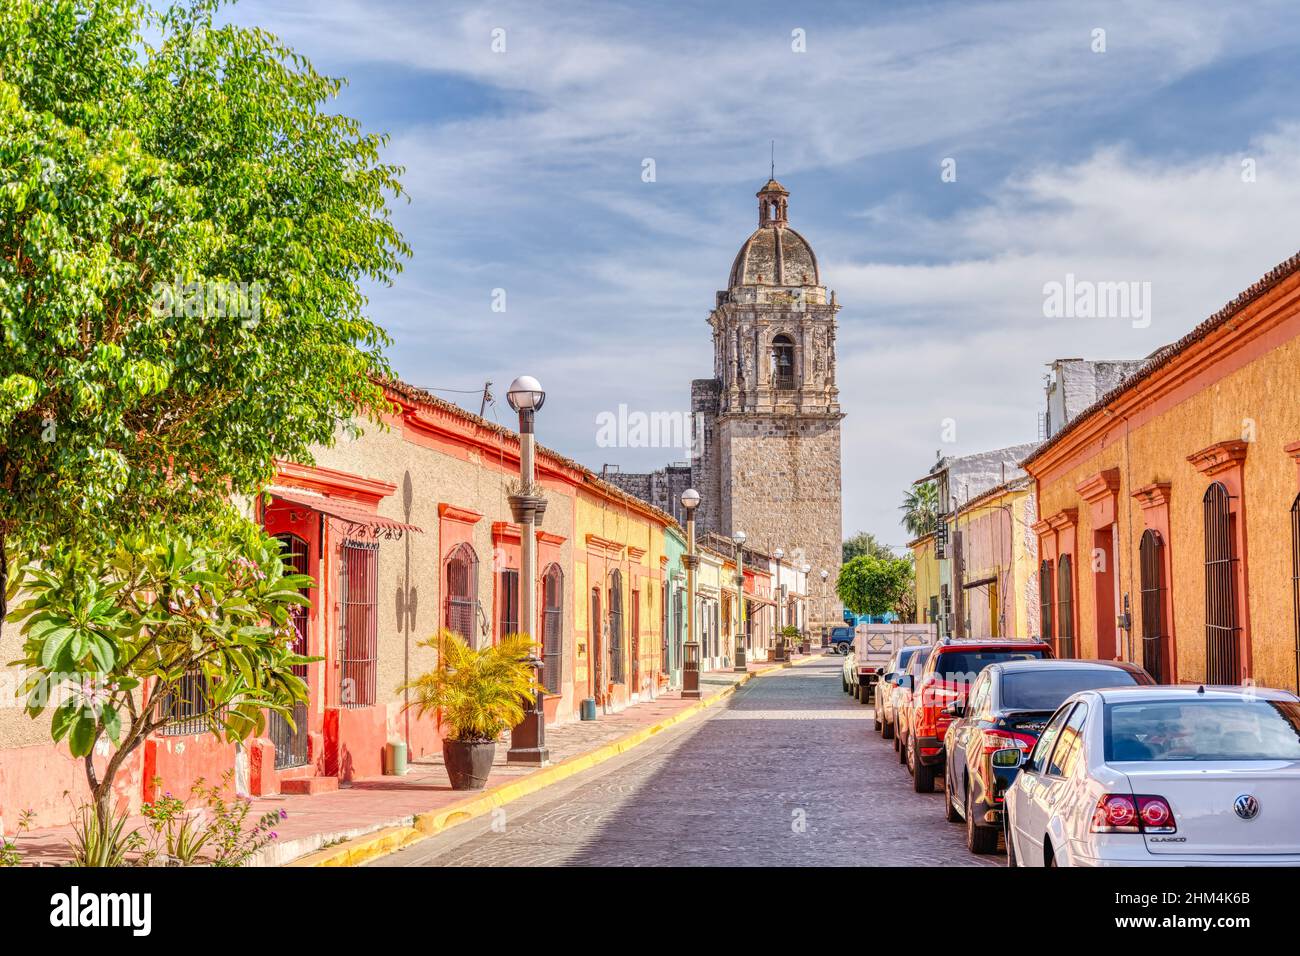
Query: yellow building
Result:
<box><xmin>573</xmin><ymin>477</ymin><xmax>671</xmax><ymax>711</ymax></box>
<box><xmin>910</xmin><ymin>532</ymin><xmax>941</xmax><ymax>626</ymax></box>
<box><xmin>951</xmin><ymin>477</ymin><xmax>1039</xmax><ymax>638</ymax></box>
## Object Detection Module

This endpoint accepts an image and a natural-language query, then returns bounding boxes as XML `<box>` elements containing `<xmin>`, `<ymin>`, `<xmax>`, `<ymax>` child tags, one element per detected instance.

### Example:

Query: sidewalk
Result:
<box><xmin>14</xmin><ymin>655</ymin><xmax>822</xmax><ymax>867</ymax></box>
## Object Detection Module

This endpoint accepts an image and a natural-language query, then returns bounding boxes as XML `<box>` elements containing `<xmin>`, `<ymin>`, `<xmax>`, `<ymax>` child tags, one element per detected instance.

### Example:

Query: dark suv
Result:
<box><xmin>903</xmin><ymin>639</ymin><xmax>1052</xmax><ymax>793</ymax></box>
<box><xmin>940</xmin><ymin>659</ymin><xmax>1153</xmax><ymax>853</ymax></box>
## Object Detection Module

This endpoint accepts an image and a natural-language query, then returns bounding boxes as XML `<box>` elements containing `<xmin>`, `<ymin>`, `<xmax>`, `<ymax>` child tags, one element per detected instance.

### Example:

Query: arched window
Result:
<box><xmin>1139</xmin><ymin>530</ymin><xmax>1168</xmax><ymax>683</ymax></box>
<box><xmin>1292</xmin><ymin>496</ymin><xmax>1300</xmax><ymax>693</ymax></box>
<box><xmin>1204</xmin><ymin>481</ymin><xmax>1240</xmax><ymax>683</ymax></box>
<box><xmin>771</xmin><ymin>334</ymin><xmax>795</xmax><ymax>390</ymax></box>
<box><xmin>1056</xmin><ymin>555</ymin><xmax>1074</xmax><ymax>658</ymax></box>
<box><xmin>269</xmin><ymin>533</ymin><xmax>310</xmax><ymax>766</ymax></box>
<box><xmin>608</xmin><ymin>569</ymin><xmax>625</xmax><ymax>683</ymax></box>
<box><xmin>541</xmin><ymin>564</ymin><xmax>564</xmax><ymax>694</ymax></box>
<box><xmin>444</xmin><ymin>542</ymin><xmax>479</xmax><ymax>648</ymax></box>
<box><xmin>1039</xmin><ymin>559</ymin><xmax>1054</xmax><ymax>645</ymax></box>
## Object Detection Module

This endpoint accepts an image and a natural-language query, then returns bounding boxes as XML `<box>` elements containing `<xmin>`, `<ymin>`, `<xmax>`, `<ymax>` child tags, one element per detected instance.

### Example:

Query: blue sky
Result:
<box><xmin>224</xmin><ymin>0</ymin><xmax>1300</xmax><ymax>546</ymax></box>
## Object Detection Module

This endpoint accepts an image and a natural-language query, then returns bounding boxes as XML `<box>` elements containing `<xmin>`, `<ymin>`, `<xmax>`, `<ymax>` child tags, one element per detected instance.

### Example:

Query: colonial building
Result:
<box><xmin>608</xmin><ymin>180</ymin><xmax>845</xmax><ymax>627</ymax></box>
<box><xmin>913</xmin><ymin>443</ymin><xmax>1039</xmax><ymax>638</ymax></box>
<box><xmin>1023</xmin><ymin>252</ymin><xmax>1300</xmax><ymax>690</ymax></box>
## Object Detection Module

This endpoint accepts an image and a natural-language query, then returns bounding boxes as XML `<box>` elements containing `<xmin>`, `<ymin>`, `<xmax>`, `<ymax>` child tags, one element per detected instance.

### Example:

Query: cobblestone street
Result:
<box><xmin>374</xmin><ymin>657</ymin><xmax>999</xmax><ymax>867</ymax></box>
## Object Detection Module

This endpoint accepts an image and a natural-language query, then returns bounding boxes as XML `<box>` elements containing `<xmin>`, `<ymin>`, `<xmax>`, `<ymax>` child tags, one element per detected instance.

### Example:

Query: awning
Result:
<box><xmin>265</xmin><ymin>489</ymin><xmax>422</xmax><ymax>541</ymax></box>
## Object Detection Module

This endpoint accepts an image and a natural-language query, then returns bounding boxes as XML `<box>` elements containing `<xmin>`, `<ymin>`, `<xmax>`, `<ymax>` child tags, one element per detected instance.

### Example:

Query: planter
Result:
<box><xmin>542</xmin><ymin>692</ymin><xmax>560</xmax><ymax>723</ymax></box>
<box><xmin>507</xmin><ymin>493</ymin><xmax>548</xmax><ymax>527</ymax></box>
<box><xmin>799</xmin><ymin>640</ymin><xmax>811</xmax><ymax>655</ymax></box>
<box><xmin>443</xmin><ymin>738</ymin><xmax>496</xmax><ymax>790</ymax></box>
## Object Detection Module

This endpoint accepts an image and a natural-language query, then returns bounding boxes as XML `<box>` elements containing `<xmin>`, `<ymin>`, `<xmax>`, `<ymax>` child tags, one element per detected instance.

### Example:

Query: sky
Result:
<box><xmin>223</xmin><ymin>0</ymin><xmax>1300</xmax><ymax>549</ymax></box>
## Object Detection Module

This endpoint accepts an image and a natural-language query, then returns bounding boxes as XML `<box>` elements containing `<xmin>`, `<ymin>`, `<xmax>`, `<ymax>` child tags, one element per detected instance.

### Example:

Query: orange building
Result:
<box><xmin>1023</xmin><ymin>253</ymin><xmax>1300</xmax><ymax>691</ymax></box>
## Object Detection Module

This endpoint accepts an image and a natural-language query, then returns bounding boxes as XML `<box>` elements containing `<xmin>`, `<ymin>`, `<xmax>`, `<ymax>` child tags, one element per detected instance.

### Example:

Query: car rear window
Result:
<box><xmin>1001</xmin><ymin>668</ymin><xmax>1141</xmax><ymax>711</ymax></box>
<box><xmin>1105</xmin><ymin>700</ymin><xmax>1300</xmax><ymax>761</ymax></box>
<box><xmin>831</xmin><ymin>627</ymin><xmax>853</xmax><ymax>640</ymax></box>
<box><xmin>932</xmin><ymin>648</ymin><xmax>1045</xmax><ymax>684</ymax></box>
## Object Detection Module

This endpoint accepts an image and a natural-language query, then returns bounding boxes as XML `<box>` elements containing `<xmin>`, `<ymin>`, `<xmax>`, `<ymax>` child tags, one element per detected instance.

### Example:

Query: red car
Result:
<box><xmin>901</xmin><ymin>638</ymin><xmax>1053</xmax><ymax>793</ymax></box>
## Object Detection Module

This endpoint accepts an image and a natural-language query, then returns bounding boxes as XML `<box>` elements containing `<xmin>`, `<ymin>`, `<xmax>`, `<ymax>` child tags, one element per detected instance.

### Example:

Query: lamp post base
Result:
<box><xmin>507</xmin><ymin>691</ymin><xmax>549</xmax><ymax>766</ymax></box>
<box><xmin>733</xmin><ymin>647</ymin><xmax>748</xmax><ymax>672</ymax></box>
<box><xmin>771</xmin><ymin>644</ymin><xmax>786</xmax><ymax>663</ymax></box>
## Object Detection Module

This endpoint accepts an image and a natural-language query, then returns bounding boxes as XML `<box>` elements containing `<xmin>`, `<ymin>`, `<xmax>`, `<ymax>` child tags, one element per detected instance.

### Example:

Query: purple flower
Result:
<box><xmin>279</xmin><ymin>808</ymin><xmax>287</xmax><ymax>819</ymax></box>
<box><xmin>269</xmin><ymin>832</ymin><xmax>278</xmax><ymax>840</ymax></box>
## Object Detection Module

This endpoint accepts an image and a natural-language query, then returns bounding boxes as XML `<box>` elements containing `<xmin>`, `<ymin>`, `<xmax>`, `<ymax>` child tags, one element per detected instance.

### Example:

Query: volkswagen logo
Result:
<box><xmin>1233</xmin><ymin>794</ymin><xmax>1260</xmax><ymax>820</ymax></box>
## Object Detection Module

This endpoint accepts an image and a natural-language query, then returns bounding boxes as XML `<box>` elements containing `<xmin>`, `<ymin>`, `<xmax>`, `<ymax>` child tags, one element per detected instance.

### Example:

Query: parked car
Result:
<box><xmin>1003</xmin><ymin>685</ymin><xmax>1300</xmax><ymax>866</ymax></box>
<box><xmin>941</xmin><ymin>659</ymin><xmax>1153</xmax><ymax>854</ymax></box>
<box><xmin>875</xmin><ymin>645</ymin><xmax>927</xmax><ymax>737</ymax></box>
<box><xmin>829</xmin><ymin>626</ymin><xmax>855</xmax><ymax>654</ymax></box>
<box><xmin>892</xmin><ymin>645</ymin><xmax>933</xmax><ymax>761</ymax></box>
<box><xmin>903</xmin><ymin>638</ymin><xmax>1052</xmax><ymax>793</ymax></box>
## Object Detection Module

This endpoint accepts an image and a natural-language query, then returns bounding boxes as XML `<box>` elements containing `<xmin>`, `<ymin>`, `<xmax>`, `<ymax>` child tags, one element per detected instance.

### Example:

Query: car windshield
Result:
<box><xmin>894</xmin><ymin>648</ymin><xmax>919</xmax><ymax>671</ymax></box>
<box><xmin>1001</xmin><ymin>668</ymin><xmax>1140</xmax><ymax>711</ymax></box>
<box><xmin>1105</xmin><ymin>699</ymin><xmax>1300</xmax><ymax>761</ymax></box>
<box><xmin>933</xmin><ymin>649</ymin><xmax>1045</xmax><ymax>687</ymax></box>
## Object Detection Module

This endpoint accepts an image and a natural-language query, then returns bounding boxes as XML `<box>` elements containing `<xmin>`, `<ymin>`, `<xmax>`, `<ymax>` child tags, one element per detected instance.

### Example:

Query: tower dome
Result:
<box><xmin>727</xmin><ymin>180</ymin><xmax>821</xmax><ymax>288</ymax></box>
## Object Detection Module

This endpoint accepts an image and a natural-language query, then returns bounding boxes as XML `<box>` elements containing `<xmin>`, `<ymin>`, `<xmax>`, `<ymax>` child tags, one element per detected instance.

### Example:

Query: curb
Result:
<box><xmin>287</xmin><ymin>660</ymin><xmax>800</xmax><ymax>867</ymax></box>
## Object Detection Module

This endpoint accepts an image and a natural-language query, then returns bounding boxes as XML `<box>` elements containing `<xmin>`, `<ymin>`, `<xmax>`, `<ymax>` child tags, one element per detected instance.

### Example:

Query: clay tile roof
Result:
<box><xmin>1021</xmin><ymin>249</ymin><xmax>1300</xmax><ymax>470</ymax></box>
<box><xmin>378</xmin><ymin>377</ymin><xmax>681</xmax><ymax>531</ymax></box>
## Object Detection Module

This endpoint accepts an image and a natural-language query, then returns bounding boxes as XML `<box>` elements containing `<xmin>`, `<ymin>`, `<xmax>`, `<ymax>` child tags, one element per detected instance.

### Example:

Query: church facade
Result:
<box><xmin>609</xmin><ymin>179</ymin><xmax>845</xmax><ymax>618</ymax></box>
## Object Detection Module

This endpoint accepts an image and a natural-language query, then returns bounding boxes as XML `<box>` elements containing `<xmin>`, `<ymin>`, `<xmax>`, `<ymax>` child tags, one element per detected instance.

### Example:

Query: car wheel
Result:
<box><xmin>943</xmin><ymin>769</ymin><xmax>962</xmax><ymax>823</ymax></box>
<box><xmin>898</xmin><ymin>731</ymin><xmax>907</xmax><ymax>763</ymax></box>
<box><xmin>912</xmin><ymin>752</ymin><xmax>935</xmax><ymax>793</ymax></box>
<box><xmin>965</xmin><ymin>786</ymin><xmax>998</xmax><ymax>854</ymax></box>
<box><xmin>882</xmin><ymin>717</ymin><xmax>894</xmax><ymax>740</ymax></box>
<box><xmin>841</xmin><ymin>676</ymin><xmax>848</xmax><ymax>693</ymax></box>
<box><xmin>860</xmin><ymin>684</ymin><xmax>872</xmax><ymax>706</ymax></box>
<box><xmin>873</xmin><ymin>709</ymin><xmax>882</xmax><ymax>732</ymax></box>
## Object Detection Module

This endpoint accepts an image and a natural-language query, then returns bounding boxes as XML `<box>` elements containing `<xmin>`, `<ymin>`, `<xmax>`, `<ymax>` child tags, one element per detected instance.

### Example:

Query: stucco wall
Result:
<box><xmin>1033</xmin><ymin>321</ymin><xmax>1300</xmax><ymax>689</ymax></box>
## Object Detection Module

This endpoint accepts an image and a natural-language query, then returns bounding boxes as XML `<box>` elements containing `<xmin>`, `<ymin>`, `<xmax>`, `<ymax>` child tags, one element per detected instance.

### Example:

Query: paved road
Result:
<box><xmin>373</xmin><ymin>657</ymin><xmax>999</xmax><ymax>866</ymax></box>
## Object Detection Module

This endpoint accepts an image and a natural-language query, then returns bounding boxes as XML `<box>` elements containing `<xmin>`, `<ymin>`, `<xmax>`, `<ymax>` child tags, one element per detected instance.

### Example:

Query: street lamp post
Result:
<box><xmin>819</xmin><ymin>569</ymin><xmax>830</xmax><ymax>646</ymax></box>
<box><xmin>732</xmin><ymin>530</ymin><xmax>747</xmax><ymax>673</ymax></box>
<box><xmin>800</xmin><ymin>563</ymin><xmax>811</xmax><ymax>653</ymax></box>
<box><xmin>506</xmin><ymin>375</ymin><xmax>549</xmax><ymax>766</ymax></box>
<box><xmin>680</xmin><ymin>489</ymin><xmax>701</xmax><ymax>699</ymax></box>
<box><xmin>772</xmin><ymin>547</ymin><xmax>786</xmax><ymax>662</ymax></box>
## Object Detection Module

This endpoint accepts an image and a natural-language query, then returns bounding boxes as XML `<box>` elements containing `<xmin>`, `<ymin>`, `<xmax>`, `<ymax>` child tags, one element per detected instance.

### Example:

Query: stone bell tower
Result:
<box><xmin>691</xmin><ymin>179</ymin><xmax>844</xmax><ymax>593</ymax></box>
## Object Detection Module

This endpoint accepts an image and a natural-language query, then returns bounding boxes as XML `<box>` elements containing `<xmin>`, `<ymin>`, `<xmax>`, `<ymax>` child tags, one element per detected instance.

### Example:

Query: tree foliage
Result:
<box><xmin>837</xmin><ymin>553</ymin><xmax>915</xmax><ymax>618</ymax></box>
<box><xmin>900</xmin><ymin>481</ymin><xmax>939</xmax><ymax>538</ymax></box>
<box><xmin>842</xmin><ymin>530</ymin><xmax>895</xmax><ymax>564</ymax></box>
<box><xmin>0</xmin><ymin>0</ymin><xmax>408</xmax><ymax>571</ymax></box>
<box><xmin>7</xmin><ymin>523</ymin><xmax>314</xmax><ymax>830</ymax></box>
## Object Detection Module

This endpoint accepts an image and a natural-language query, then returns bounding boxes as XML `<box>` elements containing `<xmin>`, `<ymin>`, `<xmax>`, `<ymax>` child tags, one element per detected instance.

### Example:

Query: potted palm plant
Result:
<box><xmin>401</xmin><ymin>630</ymin><xmax>539</xmax><ymax>790</ymax></box>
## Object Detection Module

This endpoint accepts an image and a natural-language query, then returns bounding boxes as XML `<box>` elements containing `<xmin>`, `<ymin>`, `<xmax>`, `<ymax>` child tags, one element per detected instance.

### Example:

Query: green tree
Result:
<box><xmin>8</xmin><ymin>524</ymin><xmax>313</xmax><ymax>850</ymax></box>
<box><xmin>0</xmin><ymin>0</ymin><xmax>409</xmax><ymax>615</ymax></box>
<box><xmin>836</xmin><ymin>553</ymin><xmax>915</xmax><ymax>618</ymax></box>
<box><xmin>842</xmin><ymin>531</ymin><xmax>894</xmax><ymax>564</ymax></box>
<box><xmin>900</xmin><ymin>481</ymin><xmax>939</xmax><ymax>537</ymax></box>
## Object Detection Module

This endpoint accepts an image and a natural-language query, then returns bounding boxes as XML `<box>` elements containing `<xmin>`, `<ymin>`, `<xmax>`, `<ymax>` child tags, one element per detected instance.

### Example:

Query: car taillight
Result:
<box><xmin>1090</xmin><ymin>794</ymin><xmax>1176</xmax><ymax>835</ymax></box>
<box><xmin>981</xmin><ymin>731</ymin><xmax>1036</xmax><ymax>755</ymax></box>
<box><xmin>1137</xmin><ymin>795</ymin><xmax>1177</xmax><ymax>834</ymax></box>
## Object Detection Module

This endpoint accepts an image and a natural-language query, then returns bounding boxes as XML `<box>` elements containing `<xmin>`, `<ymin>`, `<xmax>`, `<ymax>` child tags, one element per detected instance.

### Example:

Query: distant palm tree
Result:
<box><xmin>900</xmin><ymin>481</ymin><xmax>939</xmax><ymax>537</ymax></box>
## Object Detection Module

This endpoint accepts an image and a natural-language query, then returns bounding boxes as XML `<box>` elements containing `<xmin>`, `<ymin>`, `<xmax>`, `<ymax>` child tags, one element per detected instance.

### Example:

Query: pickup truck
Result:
<box><xmin>850</xmin><ymin>623</ymin><xmax>936</xmax><ymax>704</ymax></box>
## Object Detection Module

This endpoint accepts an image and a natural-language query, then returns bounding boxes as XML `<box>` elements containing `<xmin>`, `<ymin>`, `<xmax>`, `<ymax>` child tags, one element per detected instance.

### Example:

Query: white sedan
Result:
<box><xmin>1001</xmin><ymin>685</ymin><xmax>1300</xmax><ymax>866</ymax></box>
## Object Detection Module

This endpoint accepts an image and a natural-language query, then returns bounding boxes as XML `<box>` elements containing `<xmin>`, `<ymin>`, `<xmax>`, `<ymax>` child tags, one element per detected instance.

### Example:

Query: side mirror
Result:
<box><xmin>991</xmin><ymin>748</ymin><xmax>1025</xmax><ymax>770</ymax></box>
<box><xmin>874</xmin><ymin>667</ymin><xmax>885</xmax><ymax>676</ymax></box>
